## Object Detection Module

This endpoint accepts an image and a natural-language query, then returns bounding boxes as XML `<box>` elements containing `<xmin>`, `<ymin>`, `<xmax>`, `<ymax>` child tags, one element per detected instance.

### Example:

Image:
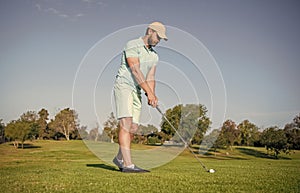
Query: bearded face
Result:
<box><xmin>148</xmin><ymin>31</ymin><xmax>161</xmax><ymax>47</ymax></box>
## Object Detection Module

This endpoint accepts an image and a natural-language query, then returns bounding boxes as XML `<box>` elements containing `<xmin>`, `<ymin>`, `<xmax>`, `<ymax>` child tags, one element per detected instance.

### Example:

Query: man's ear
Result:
<box><xmin>147</xmin><ymin>28</ymin><xmax>155</xmax><ymax>35</ymax></box>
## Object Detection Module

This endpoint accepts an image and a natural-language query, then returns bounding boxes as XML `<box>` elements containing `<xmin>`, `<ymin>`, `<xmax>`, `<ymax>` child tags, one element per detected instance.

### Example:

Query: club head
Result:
<box><xmin>208</xmin><ymin>169</ymin><xmax>215</xmax><ymax>173</ymax></box>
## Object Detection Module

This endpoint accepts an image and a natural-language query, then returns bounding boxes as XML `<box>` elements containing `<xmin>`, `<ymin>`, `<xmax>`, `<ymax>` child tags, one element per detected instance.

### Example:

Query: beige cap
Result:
<box><xmin>148</xmin><ymin>22</ymin><xmax>168</xmax><ymax>41</ymax></box>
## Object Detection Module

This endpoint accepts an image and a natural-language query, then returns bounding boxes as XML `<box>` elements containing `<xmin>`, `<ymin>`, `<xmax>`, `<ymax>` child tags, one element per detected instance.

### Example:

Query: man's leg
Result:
<box><xmin>130</xmin><ymin>123</ymin><xmax>139</xmax><ymax>141</ymax></box>
<box><xmin>116</xmin><ymin>120</ymin><xmax>138</xmax><ymax>164</ymax></box>
<box><xmin>116</xmin><ymin>147</ymin><xmax>123</xmax><ymax>161</ymax></box>
<box><xmin>117</xmin><ymin>118</ymin><xmax>150</xmax><ymax>173</ymax></box>
<box><xmin>118</xmin><ymin>117</ymin><xmax>133</xmax><ymax>167</ymax></box>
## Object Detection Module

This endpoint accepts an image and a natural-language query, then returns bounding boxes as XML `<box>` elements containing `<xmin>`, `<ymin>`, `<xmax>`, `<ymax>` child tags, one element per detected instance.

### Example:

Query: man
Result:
<box><xmin>113</xmin><ymin>22</ymin><xmax>168</xmax><ymax>173</ymax></box>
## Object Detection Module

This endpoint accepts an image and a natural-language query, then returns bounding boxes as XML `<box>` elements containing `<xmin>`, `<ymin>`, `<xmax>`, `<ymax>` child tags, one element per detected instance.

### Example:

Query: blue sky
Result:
<box><xmin>0</xmin><ymin>0</ymin><xmax>299</xmax><ymax>130</ymax></box>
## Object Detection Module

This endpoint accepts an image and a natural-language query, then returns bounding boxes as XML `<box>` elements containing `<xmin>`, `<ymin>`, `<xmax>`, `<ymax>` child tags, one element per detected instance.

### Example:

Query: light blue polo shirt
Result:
<box><xmin>115</xmin><ymin>37</ymin><xmax>159</xmax><ymax>90</ymax></box>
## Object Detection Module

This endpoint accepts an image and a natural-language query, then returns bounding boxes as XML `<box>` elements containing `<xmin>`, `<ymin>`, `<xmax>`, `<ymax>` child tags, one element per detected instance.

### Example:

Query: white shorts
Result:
<box><xmin>114</xmin><ymin>83</ymin><xmax>142</xmax><ymax>124</ymax></box>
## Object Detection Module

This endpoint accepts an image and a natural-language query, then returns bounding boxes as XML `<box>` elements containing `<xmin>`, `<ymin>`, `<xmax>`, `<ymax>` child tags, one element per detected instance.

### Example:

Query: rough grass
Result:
<box><xmin>0</xmin><ymin>140</ymin><xmax>299</xmax><ymax>193</ymax></box>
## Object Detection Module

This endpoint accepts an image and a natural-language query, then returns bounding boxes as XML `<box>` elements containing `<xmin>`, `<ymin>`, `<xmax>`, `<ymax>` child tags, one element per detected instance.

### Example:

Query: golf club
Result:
<box><xmin>156</xmin><ymin>106</ymin><xmax>215</xmax><ymax>173</ymax></box>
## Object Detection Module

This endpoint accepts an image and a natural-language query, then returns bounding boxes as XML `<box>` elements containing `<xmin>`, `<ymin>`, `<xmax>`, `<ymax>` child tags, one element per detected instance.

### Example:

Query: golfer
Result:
<box><xmin>113</xmin><ymin>22</ymin><xmax>168</xmax><ymax>173</ymax></box>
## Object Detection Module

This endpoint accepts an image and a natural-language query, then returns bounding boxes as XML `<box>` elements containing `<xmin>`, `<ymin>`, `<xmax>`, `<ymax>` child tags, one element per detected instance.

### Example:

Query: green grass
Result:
<box><xmin>0</xmin><ymin>140</ymin><xmax>299</xmax><ymax>193</ymax></box>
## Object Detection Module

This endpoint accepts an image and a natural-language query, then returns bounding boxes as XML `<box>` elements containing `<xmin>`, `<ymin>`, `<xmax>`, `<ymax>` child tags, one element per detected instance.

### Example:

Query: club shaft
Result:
<box><xmin>156</xmin><ymin>106</ymin><xmax>209</xmax><ymax>171</ymax></box>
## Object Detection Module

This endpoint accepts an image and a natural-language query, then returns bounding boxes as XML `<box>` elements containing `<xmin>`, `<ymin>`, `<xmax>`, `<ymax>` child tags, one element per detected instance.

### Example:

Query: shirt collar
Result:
<box><xmin>139</xmin><ymin>37</ymin><xmax>153</xmax><ymax>53</ymax></box>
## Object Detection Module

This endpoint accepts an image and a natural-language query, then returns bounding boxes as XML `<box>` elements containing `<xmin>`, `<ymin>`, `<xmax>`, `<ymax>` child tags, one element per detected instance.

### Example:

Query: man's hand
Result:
<box><xmin>146</xmin><ymin>92</ymin><xmax>158</xmax><ymax>108</ymax></box>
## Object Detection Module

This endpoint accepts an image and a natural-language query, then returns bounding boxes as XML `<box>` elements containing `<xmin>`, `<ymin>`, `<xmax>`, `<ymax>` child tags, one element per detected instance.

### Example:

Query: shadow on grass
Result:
<box><xmin>9</xmin><ymin>143</ymin><xmax>41</xmax><ymax>149</ymax></box>
<box><xmin>236</xmin><ymin>147</ymin><xmax>272</xmax><ymax>159</ymax></box>
<box><xmin>86</xmin><ymin>164</ymin><xmax>119</xmax><ymax>172</ymax></box>
<box><xmin>190</xmin><ymin>149</ymin><xmax>248</xmax><ymax>160</ymax></box>
<box><xmin>236</xmin><ymin>147</ymin><xmax>291</xmax><ymax>160</ymax></box>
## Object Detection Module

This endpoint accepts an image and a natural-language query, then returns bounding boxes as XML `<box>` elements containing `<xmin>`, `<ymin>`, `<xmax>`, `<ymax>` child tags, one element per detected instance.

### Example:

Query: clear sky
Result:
<box><xmin>1</xmin><ymin>0</ymin><xmax>299</xmax><ymax>131</ymax></box>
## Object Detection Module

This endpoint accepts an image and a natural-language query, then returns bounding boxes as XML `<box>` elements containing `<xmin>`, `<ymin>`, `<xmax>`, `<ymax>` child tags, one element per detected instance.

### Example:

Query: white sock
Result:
<box><xmin>125</xmin><ymin>164</ymin><xmax>134</xmax><ymax>169</ymax></box>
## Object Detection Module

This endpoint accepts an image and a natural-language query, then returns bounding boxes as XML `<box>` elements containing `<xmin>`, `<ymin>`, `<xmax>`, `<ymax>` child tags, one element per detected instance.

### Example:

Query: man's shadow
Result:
<box><xmin>86</xmin><ymin>164</ymin><xmax>119</xmax><ymax>172</ymax></box>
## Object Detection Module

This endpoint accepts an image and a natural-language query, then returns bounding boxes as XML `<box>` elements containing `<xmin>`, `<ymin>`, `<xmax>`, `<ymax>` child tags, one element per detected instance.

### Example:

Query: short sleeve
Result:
<box><xmin>124</xmin><ymin>40</ymin><xmax>140</xmax><ymax>58</ymax></box>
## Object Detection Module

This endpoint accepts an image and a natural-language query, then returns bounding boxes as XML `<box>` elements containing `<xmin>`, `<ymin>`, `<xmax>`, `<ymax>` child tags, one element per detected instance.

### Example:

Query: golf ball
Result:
<box><xmin>209</xmin><ymin>169</ymin><xmax>215</xmax><ymax>173</ymax></box>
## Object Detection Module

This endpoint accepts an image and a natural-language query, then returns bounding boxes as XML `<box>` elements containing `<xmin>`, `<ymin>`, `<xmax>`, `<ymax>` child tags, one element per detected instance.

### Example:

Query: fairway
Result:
<box><xmin>0</xmin><ymin>140</ymin><xmax>299</xmax><ymax>193</ymax></box>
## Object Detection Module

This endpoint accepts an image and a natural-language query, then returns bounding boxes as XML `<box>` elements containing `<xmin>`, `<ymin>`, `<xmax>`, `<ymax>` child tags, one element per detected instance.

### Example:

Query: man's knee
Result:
<box><xmin>119</xmin><ymin>117</ymin><xmax>132</xmax><ymax>132</ymax></box>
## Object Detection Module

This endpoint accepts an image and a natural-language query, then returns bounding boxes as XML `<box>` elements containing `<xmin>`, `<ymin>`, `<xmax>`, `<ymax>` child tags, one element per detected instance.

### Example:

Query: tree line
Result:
<box><xmin>0</xmin><ymin>108</ymin><xmax>81</xmax><ymax>148</ymax></box>
<box><xmin>0</xmin><ymin>104</ymin><xmax>299</xmax><ymax>159</ymax></box>
<box><xmin>84</xmin><ymin>104</ymin><xmax>300</xmax><ymax>158</ymax></box>
<box><xmin>204</xmin><ymin>116</ymin><xmax>300</xmax><ymax>158</ymax></box>
<box><xmin>95</xmin><ymin>104</ymin><xmax>300</xmax><ymax>159</ymax></box>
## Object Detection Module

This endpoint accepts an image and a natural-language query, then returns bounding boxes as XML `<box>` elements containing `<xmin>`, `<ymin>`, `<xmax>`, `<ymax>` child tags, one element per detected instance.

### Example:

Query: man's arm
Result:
<box><xmin>146</xmin><ymin>65</ymin><xmax>156</xmax><ymax>95</ymax></box>
<box><xmin>127</xmin><ymin>57</ymin><xmax>158</xmax><ymax>107</ymax></box>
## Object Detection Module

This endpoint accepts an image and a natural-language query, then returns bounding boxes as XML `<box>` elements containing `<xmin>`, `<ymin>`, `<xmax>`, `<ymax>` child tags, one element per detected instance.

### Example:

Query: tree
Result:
<box><xmin>103</xmin><ymin>112</ymin><xmax>118</xmax><ymax>130</ymax></box>
<box><xmin>260</xmin><ymin>126</ymin><xmax>289</xmax><ymax>159</ymax></box>
<box><xmin>237</xmin><ymin>120</ymin><xmax>259</xmax><ymax>146</ymax></box>
<box><xmin>160</xmin><ymin>104</ymin><xmax>211</xmax><ymax>145</ymax></box>
<box><xmin>102</xmin><ymin>112</ymin><xmax>119</xmax><ymax>143</ymax></box>
<box><xmin>21</xmin><ymin>111</ymin><xmax>39</xmax><ymax>140</ymax></box>
<box><xmin>37</xmin><ymin>108</ymin><xmax>49</xmax><ymax>139</ymax></box>
<box><xmin>49</xmin><ymin>108</ymin><xmax>79</xmax><ymax>140</ymax></box>
<box><xmin>293</xmin><ymin>113</ymin><xmax>300</xmax><ymax>128</ymax></box>
<box><xmin>161</xmin><ymin>105</ymin><xmax>182</xmax><ymax>140</ymax></box>
<box><xmin>191</xmin><ymin>104</ymin><xmax>211</xmax><ymax>145</ymax></box>
<box><xmin>47</xmin><ymin>120</ymin><xmax>63</xmax><ymax>140</ymax></box>
<box><xmin>5</xmin><ymin>120</ymin><xmax>24</xmax><ymax>148</ymax></box>
<box><xmin>89</xmin><ymin>125</ymin><xmax>100</xmax><ymax>142</ymax></box>
<box><xmin>98</xmin><ymin>128</ymin><xmax>111</xmax><ymax>142</ymax></box>
<box><xmin>284</xmin><ymin>113</ymin><xmax>300</xmax><ymax>150</ymax></box>
<box><xmin>202</xmin><ymin>129</ymin><xmax>221</xmax><ymax>150</ymax></box>
<box><xmin>0</xmin><ymin>119</ymin><xmax>5</xmax><ymax>144</ymax></box>
<box><xmin>216</xmin><ymin>119</ymin><xmax>240</xmax><ymax>150</ymax></box>
<box><xmin>5</xmin><ymin>111</ymin><xmax>39</xmax><ymax>148</ymax></box>
<box><xmin>284</xmin><ymin>127</ymin><xmax>300</xmax><ymax>150</ymax></box>
<box><xmin>77</xmin><ymin>125</ymin><xmax>88</xmax><ymax>140</ymax></box>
